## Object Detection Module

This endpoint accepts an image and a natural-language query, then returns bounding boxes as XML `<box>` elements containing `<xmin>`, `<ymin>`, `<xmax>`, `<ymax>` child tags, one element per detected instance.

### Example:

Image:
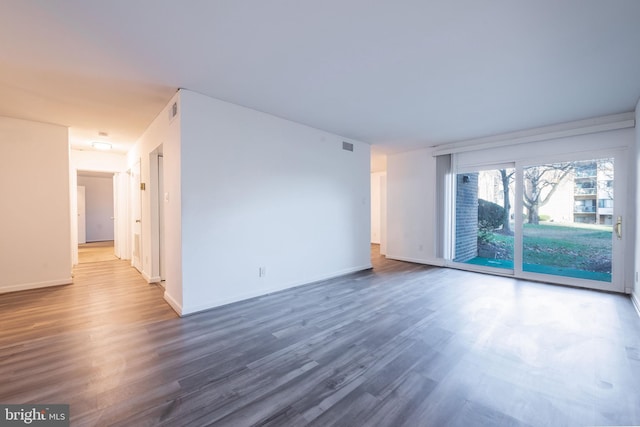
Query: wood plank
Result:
<box><xmin>1</xmin><ymin>245</ymin><xmax>640</xmax><ymax>426</ymax></box>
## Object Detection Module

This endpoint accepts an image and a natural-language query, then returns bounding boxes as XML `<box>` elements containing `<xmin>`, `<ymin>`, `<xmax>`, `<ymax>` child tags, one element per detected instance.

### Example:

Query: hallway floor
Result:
<box><xmin>78</xmin><ymin>240</ymin><xmax>118</xmax><ymax>263</ymax></box>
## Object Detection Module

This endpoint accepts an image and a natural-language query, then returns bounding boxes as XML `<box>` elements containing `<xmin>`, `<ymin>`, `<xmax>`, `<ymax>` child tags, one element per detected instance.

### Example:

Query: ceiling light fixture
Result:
<box><xmin>91</xmin><ymin>141</ymin><xmax>112</xmax><ymax>151</ymax></box>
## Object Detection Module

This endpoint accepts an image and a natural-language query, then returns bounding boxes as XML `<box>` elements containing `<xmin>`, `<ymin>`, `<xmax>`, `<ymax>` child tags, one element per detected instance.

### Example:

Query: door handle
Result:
<box><xmin>615</xmin><ymin>216</ymin><xmax>622</xmax><ymax>239</ymax></box>
<box><xmin>136</xmin><ymin>219</ymin><xmax>141</xmax><ymax>223</ymax></box>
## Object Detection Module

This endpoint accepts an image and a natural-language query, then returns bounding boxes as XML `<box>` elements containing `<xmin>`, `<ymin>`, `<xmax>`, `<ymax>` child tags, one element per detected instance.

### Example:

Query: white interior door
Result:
<box><xmin>131</xmin><ymin>161</ymin><xmax>142</xmax><ymax>272</ymax></box>
<box><xmin>77</xmin><ymin>186</ymin><xmax>86</xmax><ymax>245</ymax></box>
<box><xmin>113</xmin><ymin>174</ymin><xmax>119</xmax><ymax>258</ymax></box>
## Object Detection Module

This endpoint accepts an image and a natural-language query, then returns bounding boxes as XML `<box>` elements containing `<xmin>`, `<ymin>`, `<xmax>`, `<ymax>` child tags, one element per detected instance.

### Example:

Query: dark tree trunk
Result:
<box><xmin>528</xmin><ymin>204</ymin><xmax>539</xmax><ymax>224</ymax></box>
<box><xmin>500</xmin><ymin>169</ymin><xmax>511</xmax><ymax>233</ymax></box>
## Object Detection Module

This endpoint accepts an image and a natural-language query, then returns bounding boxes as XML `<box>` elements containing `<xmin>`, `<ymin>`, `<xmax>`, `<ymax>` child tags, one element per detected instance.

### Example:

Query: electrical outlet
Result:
<box><xmin>259</xmin><ymin>267</ymin><xmax>266</xmax><ymax>277</ymax></box>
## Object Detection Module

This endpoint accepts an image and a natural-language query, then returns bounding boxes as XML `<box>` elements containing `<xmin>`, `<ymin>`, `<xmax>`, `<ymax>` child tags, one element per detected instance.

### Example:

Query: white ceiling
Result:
<box><xmin>1</xmin><ymin>1</ymin><xmax>639</xmax><ymax>156</ymax></box>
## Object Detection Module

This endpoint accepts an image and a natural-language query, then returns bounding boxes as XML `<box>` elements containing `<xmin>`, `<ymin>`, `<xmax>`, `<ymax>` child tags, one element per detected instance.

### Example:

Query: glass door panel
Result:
<box><xmin>454</xmin><ymin>168</ymin><xmax>515</xmax><ymax>270</ymax></box>
<box><xmin>521</xmin><ymin>158</ymin><xmax>614</xmax><ymax>282</ymax></box>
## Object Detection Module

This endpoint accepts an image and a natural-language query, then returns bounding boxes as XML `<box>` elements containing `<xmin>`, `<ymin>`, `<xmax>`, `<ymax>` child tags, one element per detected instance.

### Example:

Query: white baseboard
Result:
<box><xmin>180</xmin><ymin>263</ymin><xmax>373</xmax><ymax>316</ymax></box>
<box><xmin>632</xmin><ymin>292</ymin><xmax>640</xmax><ymax>319</ymax></box>
<box><xmin>142</xmin><ymin>271</ymin><xmax>161</xmax><ymax>284</ymax></box>
<box><xmin>163</xmin><ymin>291</ymin><xmax>183</xmax><ymax>316</ymax></box>
<box><xmin>385</xmin><ymin>254</ymin><xmax>445</xmax><ymax>267</ymax></box>
<box><xmin>0</xmin><ymin>277</ymin><xmax>73</xmax><ymax>294</ymax></box>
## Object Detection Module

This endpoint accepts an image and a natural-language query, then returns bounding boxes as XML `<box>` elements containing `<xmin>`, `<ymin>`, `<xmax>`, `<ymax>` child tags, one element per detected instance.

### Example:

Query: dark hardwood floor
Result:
<box><xmin>1</xmin><ymin>245</ymin><xmax>640</xmax><ymax>426</ymax></box>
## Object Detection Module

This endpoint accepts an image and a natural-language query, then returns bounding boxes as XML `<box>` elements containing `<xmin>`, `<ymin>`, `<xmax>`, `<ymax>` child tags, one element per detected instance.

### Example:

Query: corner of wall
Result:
<box><xmin>177</xmin><ymin>91</ymin><xmax>370</xmax><ymax>313</ymax></box>
<box><xmin>127</xmin><ymin>89</ymin><xmax>182</xmax><ymax>316</ymax></box>
<box><xmin>141</xmin><ymin>271</ymin><xmax>161</xmax><ymax>284</ymax></box>
<box><xmin>163</xmin><ymin>291</ymin><xmax>183</xmax><ymax>316</ymax></box>
<box><xmin>386</xmin><ymin>147</ymin><xmax>437</xmax><ymax>263</ymax></box>
<box><xmin>634</xmin><ymin>99</ymin><xmax>640</xmax><ymax>303</ymax></box>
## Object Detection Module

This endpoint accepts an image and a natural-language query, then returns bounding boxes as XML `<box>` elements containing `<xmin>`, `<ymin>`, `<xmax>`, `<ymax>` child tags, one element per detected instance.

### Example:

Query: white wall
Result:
<box><xmin>70</xmin><ymin>149</ymin><xmax>127</xmax><ymax>172</ymax></box>
<box><xmin>371</xmin><ymin>171</ymin><xmax>388</xmax><ymax>253</ymax></box>
<box><xmin>380</xmin><ymin>174</ymin><xmax>388</xmax><ymax>256</ymax></box>
<box><xmin>128</xmin><ymin>91</ymin><xmax>181</xmax><ymax>307</ymax></box>
<box><xmin>179</xmin><ymin>90</ymin><xmax>371</xmax><ymax>314</ymax></box>
<box><xmin>77</xmin><ymin>174</ymin><xmax>114</xmax><ymax>242</ymax></box>
<box><xmin>371</xmin><ymin>150</ymin><xmax>387</xmax><ymax>173</ymax></box>
<box><xmin>0</xmin><ymin>116</ymin><xmax>72</xmax><ymax>292</ymax></box>
<box><xmin>371</xmin><ymin>173</ymin><xmax>382</xmax><ymax>244</ymax></box>
<box><xmin>634</xmin><ymin>99</ymin><xmax>640</xmax><ymax>311</ymax></box>
<box><xmin>387</xmin><ymin>148</ymin><xmax>439</xmax><ymax>265</ymax></box>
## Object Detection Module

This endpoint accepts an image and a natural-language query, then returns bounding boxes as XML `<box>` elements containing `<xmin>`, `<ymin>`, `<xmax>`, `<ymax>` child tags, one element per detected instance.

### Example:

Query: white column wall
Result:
<box><xmin>127</xmin><ymin>92</ymin><xmax>181</xmax><ymax>309</ymax></box>
<box><xmin>0</xmin><ymin>117</ymin><xmax>72</xmax><ymax>292</ymax></box>
<box><xmin>179</xmin><ymin>90</ymin><xmax>371</xmax><ymax>314</ymax></box>
<box><xmin>386</xmin><ymin>148</ymin><xmax>439</xmax><ymax>265</ymax></box>
<box><xmin>371</xmin><ymin>172</ymin><xmax>382</xmax><ymax>244</ymax></box>
<box><xmin>634</xmin><ymin>99</ymin><xmax>640</xmax><ymax>310</ymax></box>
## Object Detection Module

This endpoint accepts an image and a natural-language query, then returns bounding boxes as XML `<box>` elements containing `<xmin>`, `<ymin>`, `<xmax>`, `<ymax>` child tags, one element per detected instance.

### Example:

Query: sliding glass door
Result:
<box><xmin>517</xmin><ymin>155</ymin><xmax>623</xmax><ymax>291</ymax></box>
<box><xmin>451</xmin><ymin>151</ymin><xmax>626</xmax><ymax>292</ymax></box>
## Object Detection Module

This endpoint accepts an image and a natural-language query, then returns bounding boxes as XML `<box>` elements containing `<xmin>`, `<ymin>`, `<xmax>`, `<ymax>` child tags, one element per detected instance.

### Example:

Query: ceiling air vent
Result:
<box><xmin>342</xmin><ymin>141</ymin><xmax>354</xmax><ymax>152</ymax></box>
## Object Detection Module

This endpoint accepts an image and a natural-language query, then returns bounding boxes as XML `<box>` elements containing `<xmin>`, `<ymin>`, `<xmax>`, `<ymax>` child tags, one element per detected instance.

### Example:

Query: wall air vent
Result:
<box><xmin>342</xmin><ymin>141</ymin><xmax>354</xmax><ymax>152</ymax></box>
<box><xmin>169</xmin><ymin>102</ymin><xmax>178</xmax><ymax>121</ymax></box>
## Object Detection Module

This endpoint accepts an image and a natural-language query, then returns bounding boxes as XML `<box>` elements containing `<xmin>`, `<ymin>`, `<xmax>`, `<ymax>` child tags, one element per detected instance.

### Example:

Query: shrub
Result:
<box><xmin>478</xmin><ymin>199</ymin><xmax>505</xmax><ymax>232</ymax></box>
<box><xmin>539</xmin><ymin>214</ymin><xmax>551</xmax><ymax>222</ymax></box>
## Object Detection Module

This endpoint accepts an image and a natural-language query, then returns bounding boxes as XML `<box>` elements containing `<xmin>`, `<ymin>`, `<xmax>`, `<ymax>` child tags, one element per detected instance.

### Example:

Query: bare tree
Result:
<box><xmin>597</xmin><ymin>158</ymin><xmax>614</xmax><ymax>200</ymax></box>
<box><xmin>523</xmin><ymin>163</ymin><xmax>573</xmax><ymax>224</ymax></box>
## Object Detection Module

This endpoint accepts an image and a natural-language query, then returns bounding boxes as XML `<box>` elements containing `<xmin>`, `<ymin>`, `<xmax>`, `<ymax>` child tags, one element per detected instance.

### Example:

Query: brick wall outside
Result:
<box><xmin>455</xmin><ymin>173</ymin><xmax>478</xmax><ymax>262</ymax></box>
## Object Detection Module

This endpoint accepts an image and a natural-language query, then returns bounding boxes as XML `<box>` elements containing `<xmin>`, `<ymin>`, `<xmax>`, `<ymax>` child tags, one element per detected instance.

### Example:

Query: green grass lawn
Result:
<box><xmin>471</xmin><ymin>222</ymin><xmax>612</xmax><ymax>281</ymax></box>
<box><xmin>522</xmin><ymin>222</ymin><xmax>611</xmax><ymax>272</ymax></box>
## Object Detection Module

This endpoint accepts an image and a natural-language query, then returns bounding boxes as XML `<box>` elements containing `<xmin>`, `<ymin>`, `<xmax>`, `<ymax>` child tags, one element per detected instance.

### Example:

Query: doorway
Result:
<box><xmin>450</xmin><ymin>151</ymin><xmax>626</xmax><ymax>292</ymax></box>
<box><xmin>131</xmin><ymin>160</ymin><xmax>143</xmax><ymax>273</ymax></box>
<box><xmin>77</xmin><ymin>170</ymin><xmax>116</xmax><ymax>263</ymax></box>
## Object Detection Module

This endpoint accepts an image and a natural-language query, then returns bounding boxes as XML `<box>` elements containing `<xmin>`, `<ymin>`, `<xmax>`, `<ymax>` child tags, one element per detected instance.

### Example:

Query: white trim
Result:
<box><xmin>0</xmin><ymin>277</ymin><xmax>73</xmax><ymax>294</ymax></box>
<box><xmin>142</xmin><ymin>271</ymin><xmax>161</xmax><ymax>284</ymax></box>
<box><xmin>180</xmin><ymin>264</ymin><xmax>373</xmax><ymax>316</ymax></box>
<box><xmin>163</xmin><ymin>291</ymin><xmax>183</xmax><ymax>316</ymax></box>
<box><xmin>386</xmin><ymin>255</ymin><xmax>445</xmax><ymax>267</ymax></box>
<box><xmin>446</xmin><ymin>260</ymin><xmax>514</xmax><ymax>275</ymax></box>
<box><xmin>632</xmin><ymin>292</ymin><xmax>640</xmax><ymax>319</ymax></box>
<box><xmin>518</xmin><ymin>271</ymin><xmax>621</xmax><ymax>293</ymax></box>
<box><xmin>432</xmin><ymin>113</ymin><xmax>635</xmax><ymax>156</ymax></box>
